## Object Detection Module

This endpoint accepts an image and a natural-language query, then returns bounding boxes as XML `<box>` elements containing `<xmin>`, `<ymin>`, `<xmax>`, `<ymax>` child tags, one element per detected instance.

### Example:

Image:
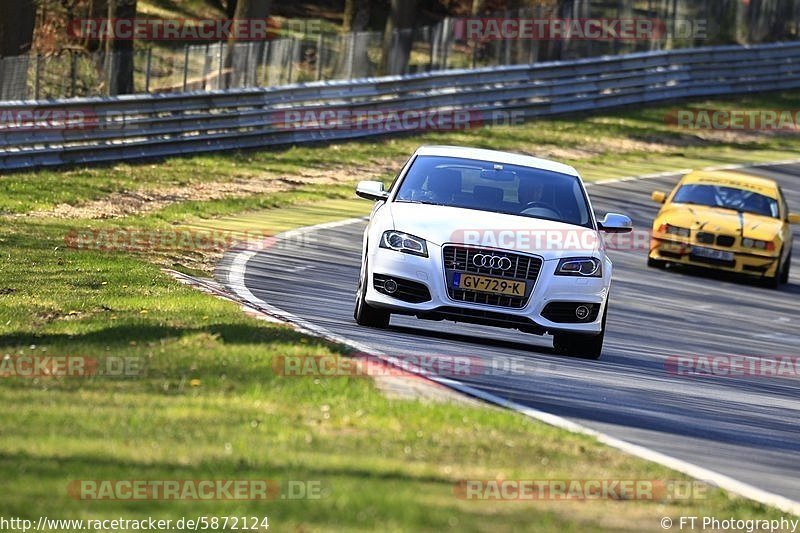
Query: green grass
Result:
<box><xmin>0</xmin><ymin>203</ymin><xmax>787</xmax><ymax>532</ymax></box>
<box><xmin>2</xmin><ymin>92</ymin><xmax>800</xmax><ymax>530</ymax></box>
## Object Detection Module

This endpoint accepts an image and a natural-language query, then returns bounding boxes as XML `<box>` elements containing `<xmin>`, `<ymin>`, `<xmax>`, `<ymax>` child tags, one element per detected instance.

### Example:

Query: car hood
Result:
<box><xmin>388</xmin><ymin>202</ymin><xmax>602</xmax><ymax>260</ymax></box>
<box><xmin>659</xmin><ymin>203</ymin><xmax>783</xmax><ymax>240</ymax></box>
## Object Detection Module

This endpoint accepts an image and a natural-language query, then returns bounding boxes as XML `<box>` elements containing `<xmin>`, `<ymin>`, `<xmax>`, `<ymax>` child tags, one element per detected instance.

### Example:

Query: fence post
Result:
<box><xmin>241</xmin><ymin>43</ymin><xmax>249</xmax><ymax>88</ymax></box>
<box><xmin>70</xmin><ymin>51</ymin><xmax>78</xmax><ymax>98</ymax></box>
<box><xmin>315</xmin><ymin>33</ymin><xmax>324</xmax><ymax>81</ymax></box>
<box><xmin>287</xmin><ymin>39</ymin><xmax>295</xmax><ymax>84</ymax></box>
<box><xmin>182</xmin><ymin>45</ymin><xmax>190</xmax><ymax>92</ymax></box>
<box><xmin>441</xmin><ymin>20</ymin><xmax>449</xmax><ymax>70</ymax></box>
<box><xmin>261</xmin><ymin>40</ymin><xmax>271</xmax><ymax>86</ymax></box>
<box><xmin>145</xmin><ymin>48</ymin><xmax>153</xmax><ymax>93</ymax></box>
<box><xmin>34</xmin><ymin>54</ymin><xmax>42</xmax><ymax>100</ymax></box>
<box><xmin>218</xmin><ymin>42</ymin><xmax>224</xmax><ymax>90</ymax></box>
<box><xmin>249</xmin><ymin>42</ymin><xmax>256</xmax><ymax>86</ymax></box>
<box><xmin>429</xmin><ymin>25</ymin><xmax>436</xmax><ymax>71</ymax></box>
<box><xmin>202</xmin><ymin>43</ymin><xmax>210</xmax><ymax>91</ymax></box>
<box><xmin>347</xmin><ymin>34</ymin><xmax>355</xmax><ymax>79</ymax></box>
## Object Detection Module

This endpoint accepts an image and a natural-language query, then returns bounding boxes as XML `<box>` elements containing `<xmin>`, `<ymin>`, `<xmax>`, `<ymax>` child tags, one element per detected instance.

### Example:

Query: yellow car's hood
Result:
<box><xmin>658</xmin><ymin>203</ymin><xmax>783</xmax><ymax>240</ymax></box>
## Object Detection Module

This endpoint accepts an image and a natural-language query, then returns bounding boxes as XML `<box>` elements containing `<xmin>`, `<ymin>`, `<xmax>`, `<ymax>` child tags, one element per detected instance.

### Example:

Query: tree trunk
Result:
<box><xmin>224</xmin><ymin>0</ymin><xmax>272</xmax><ymax>88</ymax></box>
<box><xmin>471</xmin><ymin>0</ymin><xmax>487</xmax><ymax>15</ymax></box>
<box><xmin>0</xmin><ymin>0</ymin><xmax>36</xmax><ymax>56</ymax></box>
<box><xmin>105</xmin><ymin>0</ymin><xmax>136</xmax><ymax>95</ymax></box>
<box><xmin>84</xmin><ymin>0</ymin><xmax>109</xmax><ymax>52</ymax></box>
<box><xmin>210</xmin><ymin>0</ymin><xmax>238</xmax><ymax>19</ymax></box>
<box><xmin>343</xmin><ymin>0</ymin><xmax>371</xmax><ymax>33</ymax></box>
<box><xmin>0</xmin><ymin>1</ymin><xmax>36</xmax><ymax>100</ymax></box>
<box><xmin>225</xmin><ymin>0</ymin><xmax>238</xmax><ymax>19</ymax></box>
<box><xmin>381</xmin><ymin>0</ymin><xmax>416</xmax><ymax>75</ymax></box>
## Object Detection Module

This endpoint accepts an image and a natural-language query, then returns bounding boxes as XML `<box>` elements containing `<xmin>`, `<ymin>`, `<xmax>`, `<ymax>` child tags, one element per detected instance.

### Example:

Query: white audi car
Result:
<box><xmin>353</xmin><ymin>146</ymin><xmax>631</xmax><ymax>359</ymax></box>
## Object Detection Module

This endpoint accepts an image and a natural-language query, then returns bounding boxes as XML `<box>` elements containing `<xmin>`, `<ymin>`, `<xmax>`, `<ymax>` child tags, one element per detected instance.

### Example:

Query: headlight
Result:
<box><xmin>742</xmin><ymin>238</ymin><xmax>775</xmax><ymax>251</ymax></box>
<box><xmin>658</xmin><ymin>223</ymin><xmax>690</xmax><ymax>237</ymax></box>
<box><xmin>556</xmin><ymin>257</ymin><xmax>602</xmax><ymax>277</ymax></box>
<box><xmin>379</xmin><ymin>231</ymin><xmax>428</xmax><ymax>257</ymax></box>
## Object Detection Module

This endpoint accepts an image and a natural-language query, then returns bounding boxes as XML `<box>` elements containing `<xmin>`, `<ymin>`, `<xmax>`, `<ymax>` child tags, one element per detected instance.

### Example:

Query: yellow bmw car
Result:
<box><xmin>649</xmin><ymin>170</ymin><xmax>800</xmax><ymax>288</ymax></box>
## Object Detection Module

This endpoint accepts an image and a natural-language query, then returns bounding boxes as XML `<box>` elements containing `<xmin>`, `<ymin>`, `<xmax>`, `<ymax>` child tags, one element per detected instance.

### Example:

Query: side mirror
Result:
<box><xmin>356</xmin><ymin>180</ymin><xmax>389</xmax><ymax>201</ymax></box>
<box><xmin>651</xmin><ymin>191</ymin><xmax>667</xmax><ymax>204</ymax></box>
<box><xmin>599</xmin><ymin>213</ymin><xmax>633</xmax><ymax>233</ymax></box>
<box><xmin>788</xmin><ymin>213</ymin><xmax>800</xmax><ymax>224</ymax></box>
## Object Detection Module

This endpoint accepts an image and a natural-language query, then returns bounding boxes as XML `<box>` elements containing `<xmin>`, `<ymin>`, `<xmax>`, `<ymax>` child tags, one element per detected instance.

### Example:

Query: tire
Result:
<box><xmin>763</xmin><ymin>247</ymin><xmax>785</xmax><ymax>290</ymax></box>
<box><xmin>552</xmin><ymin>305</ymin><xmax>607</xmax><ymax>360</ymax></box>
<box><xmin>780</xmin><ymin>250</ymin><xmax>791</xmax><ymax>284</ymax></box>
<box><xmin>647</xmin><ymin>256</ymin><xmax>667</xmax><ymax>269</ymax></box>
<box><xmin>353</xmin><ymin>258</ymin><xmax>390</xmax><ymax>328</ymax></box>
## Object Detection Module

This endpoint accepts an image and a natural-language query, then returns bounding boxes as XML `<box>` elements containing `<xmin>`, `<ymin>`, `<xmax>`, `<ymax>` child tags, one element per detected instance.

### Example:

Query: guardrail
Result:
<box><xmin>2</xmin><ymin>41</ymin><xmax>800</xmax><ymax>172</ymax></box>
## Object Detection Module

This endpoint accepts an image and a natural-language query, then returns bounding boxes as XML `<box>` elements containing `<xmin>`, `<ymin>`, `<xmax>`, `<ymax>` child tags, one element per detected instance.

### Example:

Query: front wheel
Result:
<box><xmin>552</xmin><ymin>304</ymin><xmax>607</xmax><ymax>360</ymax></box>
<box><xmin>553</xmin><ymin>331</ymin><xmax>604</xmax><ymax>360</ymax></box>
<box><xmin>647</xmin><ymin>256</ymin><xmax>667</xmax><ymax>269</ymax></box>
<box><xmin>353</xmin><ymin>259</ymin><xmax>390</xmax><ymax>328</ymax></box>
<box><xmin>763</xmin><ymin>247</ymin><xmax>786</xmax><ymax>289</ymax></box>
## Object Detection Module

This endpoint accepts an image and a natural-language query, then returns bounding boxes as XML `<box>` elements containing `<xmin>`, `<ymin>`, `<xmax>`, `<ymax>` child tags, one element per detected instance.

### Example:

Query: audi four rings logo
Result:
<box><xmin>472</xmin><ymin>254</ymin><xmax>512</xmax><ymax>270</ymax></box>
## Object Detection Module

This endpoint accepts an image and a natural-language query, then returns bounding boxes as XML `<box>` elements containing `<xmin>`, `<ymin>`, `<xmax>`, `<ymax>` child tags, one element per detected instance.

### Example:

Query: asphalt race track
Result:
<box><xmin>231</xmin><ymin>163</ymin><xmax>800</xmax><ymax>502</ymax></box>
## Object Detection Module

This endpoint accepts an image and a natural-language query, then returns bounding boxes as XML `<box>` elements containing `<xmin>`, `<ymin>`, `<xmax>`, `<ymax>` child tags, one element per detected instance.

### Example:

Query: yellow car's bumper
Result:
<box><xmin>649</xmin><ymin>237</ymin><xmax>781</xmax><ymax>277</ymax></box>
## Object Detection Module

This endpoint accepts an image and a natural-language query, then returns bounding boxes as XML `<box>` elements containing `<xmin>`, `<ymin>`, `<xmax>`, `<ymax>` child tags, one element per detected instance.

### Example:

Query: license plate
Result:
<box><xmin>691</xmin><ymin>246</ymin><xmax>734</xmax><ymax>262</ymax></box>
<box><xmin>452</xmin><ymin>272</ymin><xmax>525</xmax><ymax>296</ymax></box>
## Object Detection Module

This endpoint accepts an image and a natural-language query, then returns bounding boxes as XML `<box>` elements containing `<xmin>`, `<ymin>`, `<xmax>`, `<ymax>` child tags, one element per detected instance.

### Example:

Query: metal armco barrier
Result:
<box><xmin>2</xmin><ymin>42</ymin><xmax>800</xmax><ymax>172</ymax></box>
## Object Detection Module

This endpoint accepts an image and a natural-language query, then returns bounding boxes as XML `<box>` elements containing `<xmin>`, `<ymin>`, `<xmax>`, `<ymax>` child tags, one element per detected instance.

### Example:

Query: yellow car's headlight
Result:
<box><xmin>742</xmin><ymin>238</ymin><xmax>776</xmax><ymax>251</ymax></box>
<box><xmin>658</xmin><ymin>223</ymin><xmax>690</xmax><ymax>237</ymax></box>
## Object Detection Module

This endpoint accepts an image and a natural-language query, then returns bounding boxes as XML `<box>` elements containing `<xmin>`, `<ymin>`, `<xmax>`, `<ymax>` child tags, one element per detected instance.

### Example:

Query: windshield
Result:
<box><xmin>672</xmin><ymin>184</ymin><xmax>779</xmax><ymax>218</ymax></box>
<box><xmin>394</xmin><ymin>155</ymin><xmax>593</xmax><ymax>228</ymax></box>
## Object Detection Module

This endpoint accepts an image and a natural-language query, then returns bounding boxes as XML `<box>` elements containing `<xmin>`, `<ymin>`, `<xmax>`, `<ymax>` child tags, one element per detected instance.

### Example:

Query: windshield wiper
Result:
<box><xmin>395</xmin><ymin>199</ymin><xmax>446</xmax><ymax>206</ymax></box>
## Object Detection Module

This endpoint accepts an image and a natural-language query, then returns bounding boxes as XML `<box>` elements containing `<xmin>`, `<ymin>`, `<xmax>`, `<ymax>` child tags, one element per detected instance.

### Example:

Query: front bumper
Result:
<box><xmin>364</xmin><ymin>243</ymin><xmax>610</xmax><ymax>335</ymax></box>
<box><xmin>649</xmin><ymin>236</ymin><xmax>780</xmax><ymax>277</ymax></box>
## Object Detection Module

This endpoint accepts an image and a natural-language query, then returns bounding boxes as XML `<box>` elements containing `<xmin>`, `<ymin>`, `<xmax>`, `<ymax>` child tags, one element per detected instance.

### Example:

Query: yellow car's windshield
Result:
<box><xmin>672</xmin><ymin>184</ymin><xmax>779</xmax><ymax>218</ymax></box>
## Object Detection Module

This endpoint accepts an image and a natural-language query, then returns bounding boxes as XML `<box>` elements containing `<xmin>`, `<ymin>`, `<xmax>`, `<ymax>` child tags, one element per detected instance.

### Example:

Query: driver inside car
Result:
<box><xmin>518</xmin><ymin>179</ymin><xmax>552</xmax><ymax>210</ymax></box>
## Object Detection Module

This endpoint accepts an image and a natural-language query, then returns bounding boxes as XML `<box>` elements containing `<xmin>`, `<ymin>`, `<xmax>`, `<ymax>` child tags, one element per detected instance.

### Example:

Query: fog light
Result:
<box><xmin>575</xmin><ymin>305</ymin><xmax>590</xmax><ymax>320</ymax></box>
<box><xmin>383</xmin><ymin>279</ymin><xmax>398</xmax><ymax>294</ymax></box>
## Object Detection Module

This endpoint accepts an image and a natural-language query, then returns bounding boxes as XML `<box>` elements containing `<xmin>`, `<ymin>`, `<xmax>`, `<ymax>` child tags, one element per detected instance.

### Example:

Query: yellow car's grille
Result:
<box><xmin>696</xmin><ymin>231</ymin><xmax>736</xmax><ymax>247</ymax></box>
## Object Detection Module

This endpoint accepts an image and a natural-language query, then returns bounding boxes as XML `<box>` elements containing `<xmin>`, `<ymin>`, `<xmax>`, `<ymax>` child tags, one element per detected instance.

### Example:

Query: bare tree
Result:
<box><xmin>381</xmin><ymin>0</ymin><xmax>417</xmax><ymax>75</ymax></box>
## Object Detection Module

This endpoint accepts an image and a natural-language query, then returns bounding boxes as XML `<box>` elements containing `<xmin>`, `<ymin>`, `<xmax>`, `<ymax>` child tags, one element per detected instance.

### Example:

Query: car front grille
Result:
<box><xmin>442</xmin><ymin>245</ymin><xmax>542</xmax><ymax>309</ymax></box>
<box><xmin>442</xmin><ymin>246</ymin><xmax>542</xmax><ymax>280</ymax></box>
<box><xmin>696</xmin><ymin>231</ymin><xmax>736</xmax><ymax>247</ymax></box>
<box><xmin>716</xmin><ymin>235</ymin><xmax>736</xmax><ymax>247</ymax></box>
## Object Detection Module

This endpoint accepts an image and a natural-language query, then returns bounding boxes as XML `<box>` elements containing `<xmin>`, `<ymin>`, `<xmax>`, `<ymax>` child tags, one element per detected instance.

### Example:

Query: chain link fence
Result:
<box><xmin>1</xmin><ymin>0</ymin><xmax>797</xmax><ymax>101</ymax></box>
